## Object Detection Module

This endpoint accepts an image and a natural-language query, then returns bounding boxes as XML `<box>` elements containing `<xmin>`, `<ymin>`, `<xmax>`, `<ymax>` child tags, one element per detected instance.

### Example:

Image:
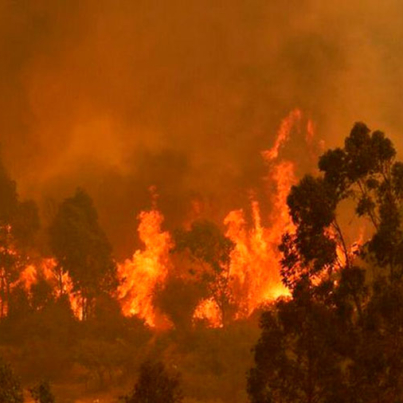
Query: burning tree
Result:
<box><xmin>0</xmin><ymin>163</ymin><xmax>39</xmax><ymax>319</ymax></box>
<box><xmin>173</xmin><ymin>220</ymin><xmax>235</xmax><ymax>327</ymax></box>
<box><xmin>49</xmin><ymin>188</ymin><xmax>117</xmax><ymax>320</ymax></box>
<box><xmin>248</xmin><ymin>122</ymin><xmax>403</xmax><ymax>402</ymax></box>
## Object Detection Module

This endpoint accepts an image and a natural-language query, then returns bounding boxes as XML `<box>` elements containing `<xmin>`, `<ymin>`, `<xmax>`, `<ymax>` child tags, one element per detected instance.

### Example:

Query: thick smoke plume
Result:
<box><xmin>1</xmin><ymin>0</ymin><xmax>402</xmax><ymax>257</ymax></box>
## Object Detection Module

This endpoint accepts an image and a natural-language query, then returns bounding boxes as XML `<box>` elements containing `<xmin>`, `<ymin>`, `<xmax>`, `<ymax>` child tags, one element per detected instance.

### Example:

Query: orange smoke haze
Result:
<box><xmin>1</xmin><ymin>1</ymin><xmax>403</xmax><ymax>261</ymax></box>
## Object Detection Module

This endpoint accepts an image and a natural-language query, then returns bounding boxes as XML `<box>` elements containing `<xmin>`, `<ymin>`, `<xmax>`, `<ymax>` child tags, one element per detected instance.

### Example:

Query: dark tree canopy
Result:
<box><xmin>0</xmin><ymin>358</ymin><xmax>23</xmax><ymax>403</ymax></box>
<box><xmin>153</xmin><ymin>275</ymin><xmax>207</xmax><ymax>332</ymax></box>
<box><xmin>123</xmin><ymin>360</ymin><xmax>183</xmax><ymax>403</ymax></box>
<box><xmin>173</xmin><ymin>220</ymin><xmax>234</xmax><ymax>273</ymax></box>
<box><xmin>30</xmin><ymin>380</ymin><xmax>56</xmax><ymax>403</ymax></box>
<box><xmin>49</xmin><ymin>188</ymin><xmax>117</xmax><ymax>319</ymax></box>
<box><xmin>173</xmin><ymin>220</ymin><xmax>235</xmax><ymax>325</ymax></box>
<box><xmin>248</xmin><ymin>123</ymin><xmax>403</xmax><ymax>403</ymax></box>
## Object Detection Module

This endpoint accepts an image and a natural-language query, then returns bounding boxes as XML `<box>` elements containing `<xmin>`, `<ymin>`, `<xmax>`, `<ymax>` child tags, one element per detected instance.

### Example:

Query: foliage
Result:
<box><xmin>49</xmin><ymin>188</ymin><xmax>117</xmax><ymax>319</ymax></box>
<box><xmin>173</xmin><ymin>220</ymin><xmax>235</xmax><ymax>325</ymax></box>
<box><xmin>0</xmin><ymin>358</ymin><xmax>23</xmax><ymax>403</ymax></box>
<box><xmin>123</xmin><ymin>360</ymin><xmax>183</xmax><ymax>403</ymax></box>
<box><xmin>248</xmin><ymin>122</ymin><xmax>403</xmax><ymax>402</ymax></box>
<box><xmin>29</xmin><ymin>380</ymin><xmax>56</xmax><ymax>403</ymax></box>
<box><xmin>0</xmin><ymin>163</ymin><xmax>39</xmax><ymax>319</ymax></box>
<box><xmin>154</xmin><ymin>275</ymin><xmax>207</xmax><ymax>332</ymax></box>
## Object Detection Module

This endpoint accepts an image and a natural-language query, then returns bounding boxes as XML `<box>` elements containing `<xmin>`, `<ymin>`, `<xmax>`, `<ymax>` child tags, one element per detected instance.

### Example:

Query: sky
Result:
<box><xmin>1</xmin><ymin>0</ymin><xmax>403</xmax><ymax>257</ymax></box>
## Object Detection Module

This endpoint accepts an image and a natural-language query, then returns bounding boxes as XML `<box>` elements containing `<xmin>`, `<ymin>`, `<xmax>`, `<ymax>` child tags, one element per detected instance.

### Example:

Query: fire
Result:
<box><xmin>18</xmin><ymin>258</ymin><xmax>83</xmax><ymax>319</ymax></box>
<box><xmin>193</xmin><ymin>297</ymin><xmax>223</xmax><ymax>328</ymax></box>
<box><xmin>0</xmin><ymin>221</ymin><xmax>84</xmax><ymax>320</ymax></box>
<box><xmin>19</xmin><ymin>265</ymin><xmax>37</xmax><ymax>292</ymax></box>
<box><xmin>117</xmin><ymin>209</ymin><xmax>173</xmax><ymax>328</ymax></box>
<box><xmin>2</xmin><ymin>109</ymin><xmax>368</xmax><ymax>329</ymax></box>
<box><xmin>261</xmin><ymin>109</ymin><xmax>302</xmax><ymax>161</ymax></box>
<box><xmin>1</xmin><ymin>109</ymin><xmax>325</xmax><ymax>329</ymax></box>
<box><xmin>193</xmin><ymin>110</ymin><xmax>306</xmax><ymax>327</ymax></box>
<box><xmin>333</xmin><ymin>226</ymin><xmax>366</xmax><ymax>269</ymax></box>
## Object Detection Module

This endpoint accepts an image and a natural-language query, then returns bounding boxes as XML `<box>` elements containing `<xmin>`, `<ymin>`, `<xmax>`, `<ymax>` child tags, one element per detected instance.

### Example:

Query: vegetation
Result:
<box><xmin>49</xmin><ymin>188</ymin><xmax>117</xmax><ymax>320</ymax></box>
<box><xmin>248</xmin><ymin>122</ymin><xmax>403</xmax><ymax>402</ymax></box>
<box><xmin>0</xmin><ymin>164</ymin><xmax>39</xmax><ymax>319</ymax></box>
<box><xmin>29</xmin><ymin>381</ymin><xmax>55</xmax><ymax>403</ymax></box>
<box><xmin>1</xmin><ymin>122</ymin><xmax>403</xmax><ymax>402</ymax></box>
<box><xmin>173</xmin><ymin>220</ymin><xmax>235</xmax><ymax>326</ymax></box>
<box><xmin>0</xmin><ymin>358</ymin><xmax>23</xmax><ymax>403</ymax></box>
<box><xmin>122</xmin><ymin>360</ymin><xmax>183</xmax><ymax>403</ymax></box>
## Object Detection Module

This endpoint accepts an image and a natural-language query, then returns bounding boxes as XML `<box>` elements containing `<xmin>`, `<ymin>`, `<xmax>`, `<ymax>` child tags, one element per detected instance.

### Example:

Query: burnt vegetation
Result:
<box><xmin>1</xmin><ymin>123</ymin><xmax>403</xmax><ymax>402</ymax></box>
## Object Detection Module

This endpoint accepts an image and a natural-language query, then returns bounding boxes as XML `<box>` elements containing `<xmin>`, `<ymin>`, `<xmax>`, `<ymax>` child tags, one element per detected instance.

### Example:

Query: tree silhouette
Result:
<box><xmin>49</xmin><ymin>188</ymin><xmax>117</xmax><ymax>320</ymax></box>
<box><xmin>123</xmin><ymin>360</ymin><xmax>183</xmax><ymax>403</ymax></box>
<box><xmin>173</xmin><ymin>220</ymin><xmax>235</xmax><ymax>326</ymax></box>
<box><xmin>248</xmin><ymin>122</ymin><xmax>403</xmax><ymax>402</ymax></box>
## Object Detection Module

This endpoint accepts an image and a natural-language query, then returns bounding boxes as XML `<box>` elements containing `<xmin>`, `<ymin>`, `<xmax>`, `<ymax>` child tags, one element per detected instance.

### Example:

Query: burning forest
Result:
<box><xmin>2</xmin><ymin>1</ymin><xmax>403</xmax><ymax>402</ymax></box>
<box><xmin>1</xmin><ymin>109</ymin><xmax>314</xmax><ymax>328</ymax></box>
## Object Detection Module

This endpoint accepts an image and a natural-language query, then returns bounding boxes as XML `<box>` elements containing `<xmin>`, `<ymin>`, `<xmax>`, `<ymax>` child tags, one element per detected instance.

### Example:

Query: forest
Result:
<box><xmin>1</xmin><ymin>121</ymin><xmax>403</xmax><ymax>403</ymax></box>
<box><xmin>2</xmin><ymin>1</ymin><xmax>403</xmax><ymax>402</ymax></box>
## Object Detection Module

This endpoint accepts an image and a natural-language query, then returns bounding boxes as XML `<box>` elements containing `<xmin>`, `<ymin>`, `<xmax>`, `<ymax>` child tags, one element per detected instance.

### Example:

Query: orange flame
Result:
<box><xmin>117</xmin><ymin>209</ymin><xmax>173</xmax><ymax>328</ymax></box>
<box><xmin>193</xmin><ymin>297</ymin><xmax>223</xmax><ymax>328</ymax></box>
<box><xmin>18</xmin><ymin>258</ymin><xmax>83</xmax><ymax>319</ymax></box>
<box><xmin>116</xmin><ymin>109</ymin><xmax>336</xmax><ymax>329</ymax></box>
<box><xmin>193</xmin><ymin>109</ymin><xmax>306</xmax><ymax>327</ymax></box>
<box><xmin>261</xmin><ymin>109</ymin><xmax>302</xmax><ymax>161</ymax></box>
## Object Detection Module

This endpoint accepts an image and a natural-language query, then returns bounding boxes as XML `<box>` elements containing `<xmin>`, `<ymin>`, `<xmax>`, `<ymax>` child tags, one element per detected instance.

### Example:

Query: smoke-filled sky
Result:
<box><xmin>1</xmin><ymin>0</ymin><xmax>403</xmax><ymax>257</ymax></box>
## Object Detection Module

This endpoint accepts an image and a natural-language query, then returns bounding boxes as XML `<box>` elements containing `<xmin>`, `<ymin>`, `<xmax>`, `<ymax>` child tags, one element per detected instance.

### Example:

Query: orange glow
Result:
<box><xmin>19</xmin><ymin>264</ymin><xmax>37</xmax><ymax>292</ymax></box>
<box><xmin>193</xmin><ymin>110</ymin><xmax>304</xmax><ymax>327</ymax></box>
<box><xmin>261</xmin><ymin>109</ymin><xmax>302</xmax><ymax>161</ymax></box>
<box><xmin>116</xmin><ymin>110</ymin><xmax>331</xmax><ymax>329</ymax></box>
<box><xmin>117</xmin><ymin>209</ymin><xmax>173</xmax><ymax>328</ymax></box>
<box><xmin>193</xmin><ymin>297</ymin><xmax>223</xmax><ymax>328</ymax></box>
<box><xmin>18</xmin><ymin>258</ymin><xmax>83</xmax><ymax>319</ymax></box>
<box><xmin>333</xmin><ymin>226</ymin><xmax>366</xmax><ymax>269</ymax></box>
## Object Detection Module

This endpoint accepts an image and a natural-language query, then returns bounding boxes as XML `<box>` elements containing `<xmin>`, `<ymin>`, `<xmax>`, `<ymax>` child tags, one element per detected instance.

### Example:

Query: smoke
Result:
<box><xmin>1</xmin><ymin>0</ymin><xmax>403</xmax><ymax>257</ymax></box>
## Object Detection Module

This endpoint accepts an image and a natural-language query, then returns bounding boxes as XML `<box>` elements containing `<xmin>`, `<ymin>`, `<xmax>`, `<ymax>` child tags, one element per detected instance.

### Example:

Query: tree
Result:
<box><xmin>75</xmin><ymin>338</ymin><xmax>129</xmax><ymax>387</ymax></box>
<box><xmin>248</xmin><ymin>293</ymin><xmax>348</xmax><ymax>403</ymax></box>
<box><xmin>49</xmin><ymin>188</ymin><xmax>117</xmax><ymax>320</ymax></box>
<box><xmin>173</xmin><ymin>220</ymin><xmax>235</xmax><ymax>326</ymax></box>
<box><xmin>123</xmin><ymin>360</ymin><xmax>183</xmax><ymax>403</ymax></box>
<box><xmin>0</xmin><ymin>163</ymin><xmax>39</xmax><ymax>318</ymax></box>
<box><xmin>153</xmin><ymin>274</ymin><xmax>207</xmax><ymax>332</ymax></box>
<box><xmin>0</xmin><ymin>358</ymin><xmax>23</xmax><ymax>403</ymax></box>
<box><xmin>30</xmin><ymin>380</ymin><xmax>56</xmax><ymax>403</ymax></box>
<box><xmin>248</xmin><ymin>122</ymin><xmax>403</xmax><ymax>402</ymax></box>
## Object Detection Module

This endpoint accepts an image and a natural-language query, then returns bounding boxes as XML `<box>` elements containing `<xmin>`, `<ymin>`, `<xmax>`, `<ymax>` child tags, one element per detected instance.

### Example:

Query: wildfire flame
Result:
<box><xmin>18</xmin><ymin>258</ymin><xmax>83</xmax><ymax>319</ymax></box>
<box><xmin>0</xmin><ymin>109</ymin><xmax>334</xmax><ymax>329</ymax></box>
<box><xmin>117</xmin><ymin>209</ymin><xmax>173</xmax><ymax>328</ymax></box>
<box><xmin>193</xmin><ymin>109</ymin><xmax>307</xmax><ymax>327</ymax></box>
